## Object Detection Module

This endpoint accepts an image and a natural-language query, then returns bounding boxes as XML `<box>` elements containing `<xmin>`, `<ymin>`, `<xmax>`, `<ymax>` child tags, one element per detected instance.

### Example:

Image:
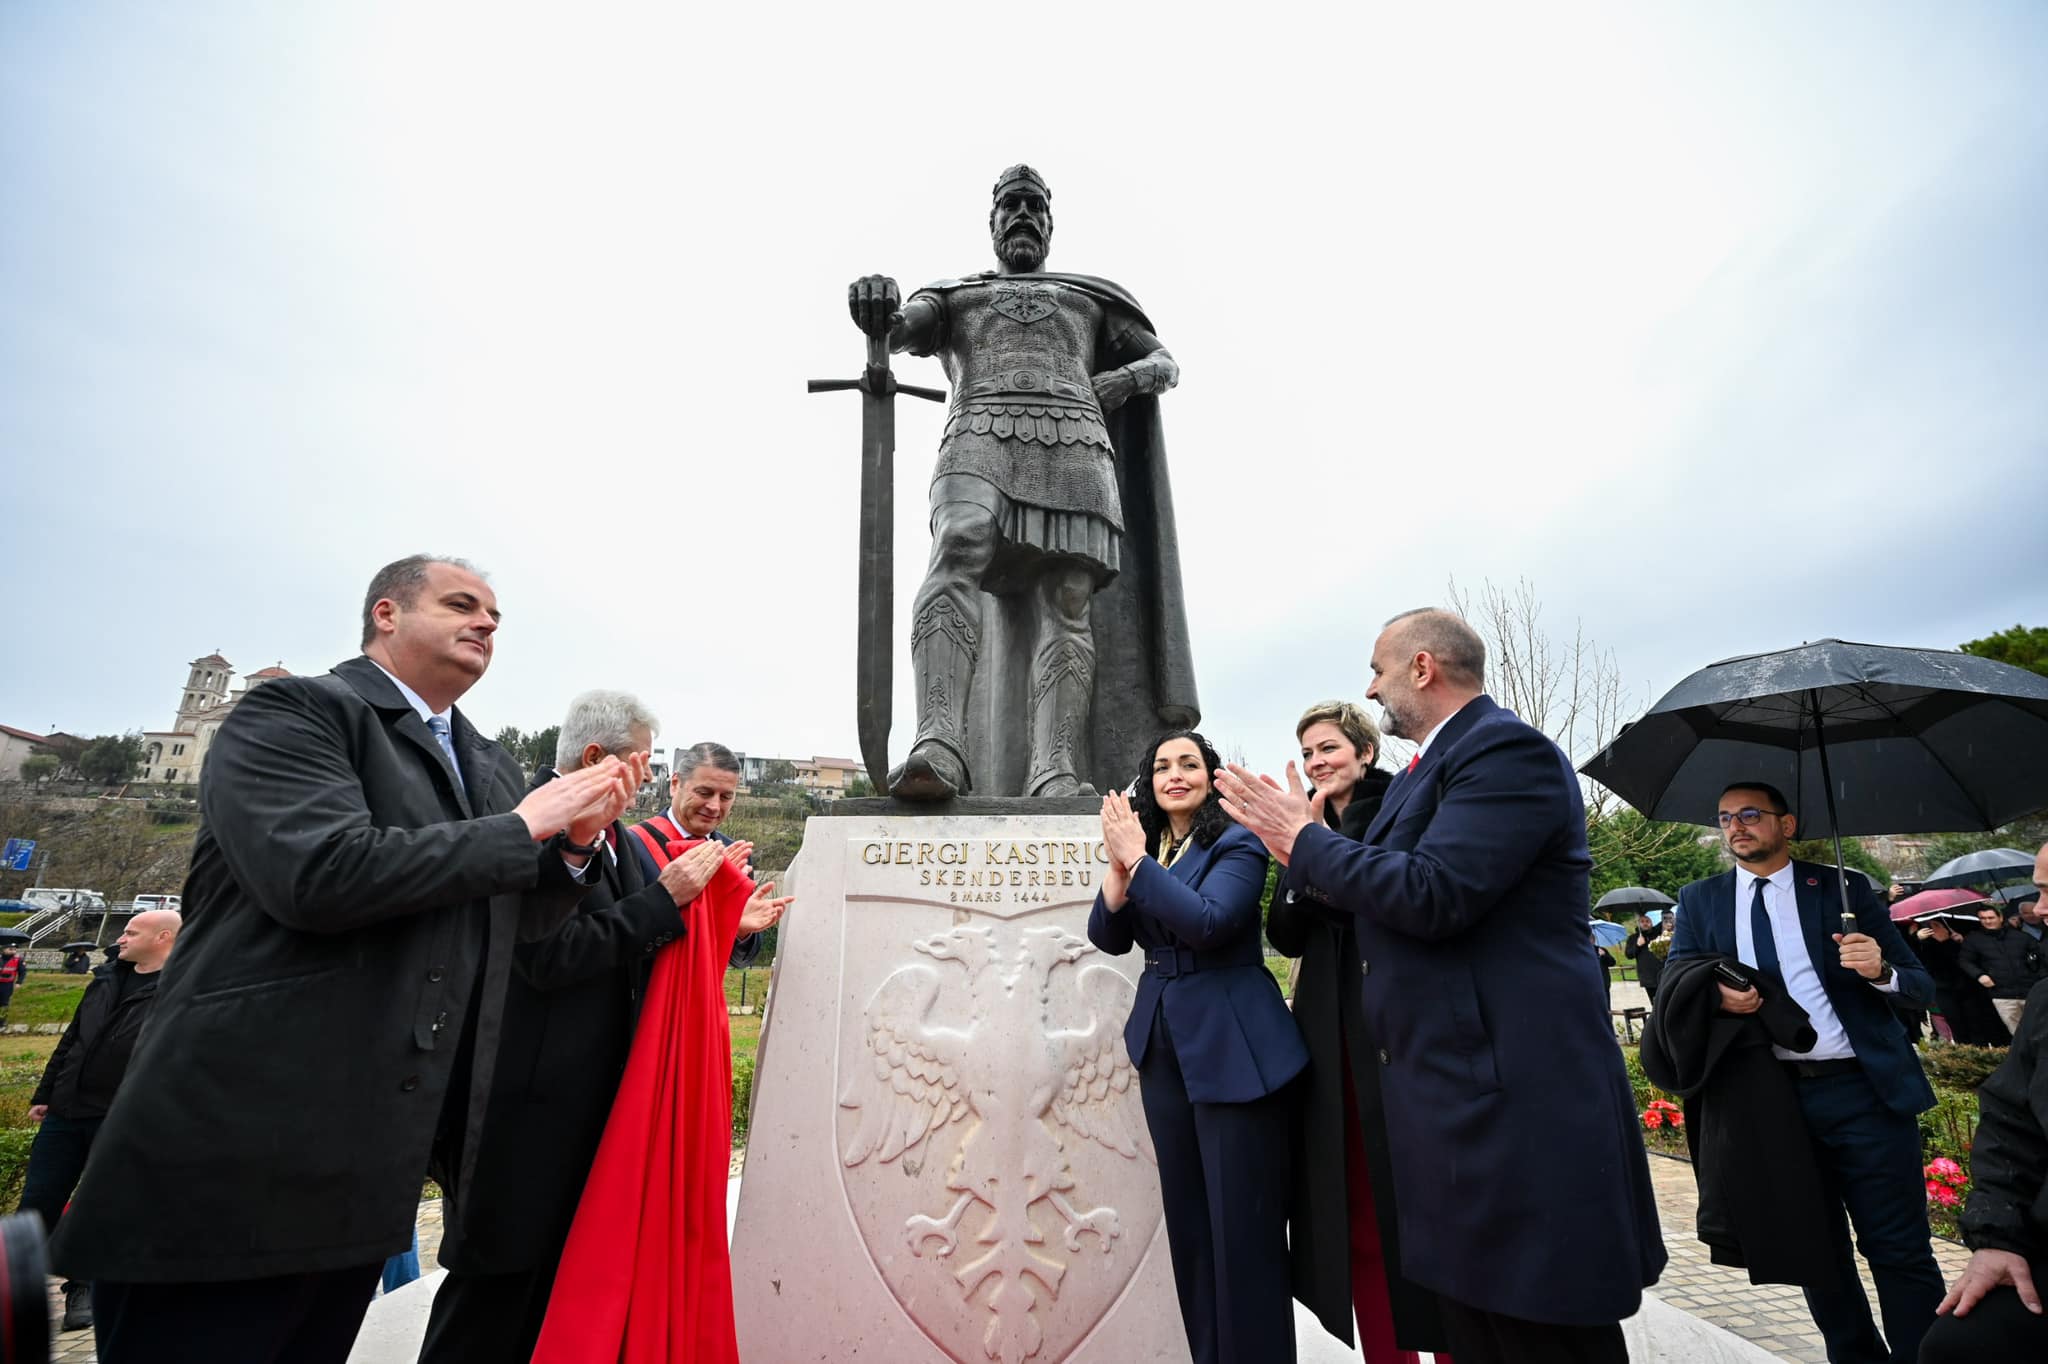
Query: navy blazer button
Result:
<box><xmin>1360</xmin><ymin>960</ymin><xmax>1370</xmax><ymax>977</ymax></box>
<box><xmin>400</xmin><ymin>1075</ymin><xmax>421</xmax><ymax>1092</ymax></box>
<box><xmin>1377</xmin><ymin>1048</ymin><xmax>1390</xmax><ymax>1065</ymax></box>
<box><xmin>427</xmin><ymin>966</ymin><xmax>445</xmax><ymax>982</ymax></box>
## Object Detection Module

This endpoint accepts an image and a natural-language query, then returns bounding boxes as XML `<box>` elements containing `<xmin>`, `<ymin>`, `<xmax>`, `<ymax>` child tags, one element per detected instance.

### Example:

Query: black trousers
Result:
<box><xmin>94</xmin><ymin>1264</ymin><xmax>382</xmax><ymax>1364</ymax></box>
<box><xmin>1438</xmin><ymin>1297</ymin><xmax>1629</xmax><ymax>1364</ymax></box>
<box><xmin>1137</xmin><ymin>1010</ymin><xmax>1293</xmax><ymax>1364</ymax></box>
<box><xmin>17</xmin><ymin>1112</ymin><xmax>103</xmax><ymax>1252</ymax></box>
<box><xmin>418</xmin><ymin>1263</ymin><xmax>558</xmax><ymax>1364</ymax></box>
<box><xmin>1795</xmin><ymin>1070</ymin><xmax>1945</xmax><ymax>1363</ymax></box>
<box><xmin>1917</xmin><ymin>1262</ymin><xmax>2048</xmax><ymax>1363</ymax></box>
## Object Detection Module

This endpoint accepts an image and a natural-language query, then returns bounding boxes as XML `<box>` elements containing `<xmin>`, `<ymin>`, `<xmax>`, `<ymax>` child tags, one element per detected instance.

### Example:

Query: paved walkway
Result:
<box><xmin>1643</xmin><ymin>1152</ymin><xmax>1971</xmax><ymax>1363</ymax></box>
<box><xmin>47</xmin><ymin>1201</ymin><xmax>449</xmax><ymax>1361</ymax></box>
<box><xmin>45</xmin><ymin>1159</ymin><xmax>1968</xmax><ymax>1362</ymax></box>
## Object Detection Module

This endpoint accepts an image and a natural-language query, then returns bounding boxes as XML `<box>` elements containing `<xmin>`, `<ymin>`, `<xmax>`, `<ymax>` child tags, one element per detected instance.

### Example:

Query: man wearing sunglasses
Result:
<box><xmin>1669</xmin><ymin>781</ymin><xmax>1941</xmax><ymax>1364</ymax></box>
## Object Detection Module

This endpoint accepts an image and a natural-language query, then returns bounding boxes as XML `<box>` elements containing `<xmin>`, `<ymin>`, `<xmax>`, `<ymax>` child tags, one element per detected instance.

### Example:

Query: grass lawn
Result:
<box><xmin>6</xmin><ymin>976</ymin><xmax>89</xmax><ymax>1029</ymax></box>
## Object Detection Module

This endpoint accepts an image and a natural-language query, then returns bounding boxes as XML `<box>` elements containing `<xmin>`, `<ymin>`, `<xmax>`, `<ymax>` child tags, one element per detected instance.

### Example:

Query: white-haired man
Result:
<box><xmin>420</xmin><ymin>693</ymin><xmax>789</xmax><ymax>1364</ymax></box>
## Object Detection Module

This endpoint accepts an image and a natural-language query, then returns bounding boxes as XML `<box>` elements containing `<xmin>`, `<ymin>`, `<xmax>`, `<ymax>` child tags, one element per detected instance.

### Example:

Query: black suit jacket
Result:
<box><xmin>623</xmin><ymin>819</ymin><xmax>762</xmax><ymax>970</ymax></box>
<box><xmin>1266</xmin><ymin>770</ymin><xmax>1446</xmax><ymax>1351</ymax></box>
<box><xmin>50</xmin><ymin>656</ymin><xmax>587</xmax><ymax>1283</ymax></box>
<box><xmin>438</xmin><ymin>767</ymin><xmax>688</xmax><ymax>1275</ymax></box>
<box><xmin>1281</xmin><ymin>695</ymin><xmax>1667</xmax><ymax>1326</ymax></box>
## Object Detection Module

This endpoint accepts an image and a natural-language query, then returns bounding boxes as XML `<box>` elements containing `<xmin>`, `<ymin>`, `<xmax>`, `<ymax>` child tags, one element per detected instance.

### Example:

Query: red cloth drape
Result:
<box><xmin>530</xmin><ymin>842</ymin><xmax>751</xmax><ymax>1364</ymax></box>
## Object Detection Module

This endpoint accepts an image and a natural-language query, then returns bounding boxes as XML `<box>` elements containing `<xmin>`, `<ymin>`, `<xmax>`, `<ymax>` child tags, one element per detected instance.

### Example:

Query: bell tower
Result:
<box><xmin>178</xmin><ymin>652</ymin><xmax>232</xmax><ymax>726</ymax></box>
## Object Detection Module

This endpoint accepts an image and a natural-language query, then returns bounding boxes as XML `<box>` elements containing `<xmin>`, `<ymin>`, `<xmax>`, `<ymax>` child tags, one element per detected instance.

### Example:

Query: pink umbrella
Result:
<box><xmin>1889</xmin><ymin>887</ymin><xmax>1992</xmax><ymax>922</ymax></box>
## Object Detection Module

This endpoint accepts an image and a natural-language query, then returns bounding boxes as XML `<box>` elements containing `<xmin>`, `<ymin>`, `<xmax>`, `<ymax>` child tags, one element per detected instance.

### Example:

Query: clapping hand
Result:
<box><xmin>1098</xmin><ymin>792</ymin><xmax>1145</xmax><ymax>910</ymax></box>
<box><xmin>1212</xmin><ymin>762</ymin><xmax>1322</xmax><ymax>866</ymax></box>
<box><xmin>567</xmin><ymin>751</ymin><xmax>649</xmax><ymax>848</ymax></box>
<box><xmin>738</xmin><ymin>880</ymin><xmax>794</xmax><ymax>936</ymax></box>
<box><xmin>515</xmin><ymin>757</ymin><xmax>639</xmax><ymax>843</ymax></box>
<box><xmin>720</xmin><ymin>839</ymin><xmax>756</xmax><ymax>879</ymax></box>
<box><xmin>657</xmin><ymin>841</ymin><xmax>726</xmax><ymax>908</ymax></box>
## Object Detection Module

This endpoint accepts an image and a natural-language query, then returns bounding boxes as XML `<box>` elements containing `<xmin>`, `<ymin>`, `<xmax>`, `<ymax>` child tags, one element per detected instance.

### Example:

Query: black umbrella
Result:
<box><xmin>60</xmin><ymin>941</ymin><xmax>98</xmax><ymax>952</ymax></box>
<box><xmin>1993</xmin><ymin>883</ymin><xmax>2041</xmax><ymax>908</ymax></box>
<box><xmin>1922</xmin><ymin>847</ymin><xmax>2036</xmax><ymax>891</ymax></box>
<box><xmin>1594</xmin><ymin>886</ymin><xmax>1675</xmax><ymax>914</ymax></box>
<box><xmin>0</xmin><ymin>929</ymin><xmax>30</xmax><ymax>946</ymax></box>
<box><xmin>1580</xmin><ymin>639</ymin><xmax>2048</xmax><ymax>924</ymax></box>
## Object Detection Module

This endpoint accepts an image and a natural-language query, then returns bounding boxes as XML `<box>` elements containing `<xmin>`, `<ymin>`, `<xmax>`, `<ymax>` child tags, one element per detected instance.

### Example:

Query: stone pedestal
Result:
<box><xmin>731</xmin><ymin>812</ymin><xmax>1190</xmax><ymax>1364</ymax></box>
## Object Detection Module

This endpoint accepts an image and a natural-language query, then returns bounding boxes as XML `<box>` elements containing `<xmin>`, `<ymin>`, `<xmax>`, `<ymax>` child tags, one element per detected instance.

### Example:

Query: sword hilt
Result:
<box><xmin>808</xmin><ymin>325</ymin><xmax>946</xmax><ymax>402</ymax></box>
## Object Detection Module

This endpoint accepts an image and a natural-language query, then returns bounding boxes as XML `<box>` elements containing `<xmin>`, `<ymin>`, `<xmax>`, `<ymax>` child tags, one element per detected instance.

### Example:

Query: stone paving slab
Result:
<box><xmin>1644</xmin><ymin>1152</ymin><xmax>1971</xmax><ymax>1363</ymax></box>
<box><xmin>45</xmin><ymin>1158</ymin><xmax>1965</xmax><ymax>1362</ymax></box>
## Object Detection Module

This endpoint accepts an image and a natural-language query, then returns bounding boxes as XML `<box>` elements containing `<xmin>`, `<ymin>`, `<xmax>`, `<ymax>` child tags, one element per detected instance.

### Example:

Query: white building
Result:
<box><xmin>0</xmin><ymin>725</ymin><xmax>47</xmax><ymax>781</ymax></box>
<box><xmin>139</xmin><ymin>654</ymin><xmax>293</xmax><ymax>785</ymax></box>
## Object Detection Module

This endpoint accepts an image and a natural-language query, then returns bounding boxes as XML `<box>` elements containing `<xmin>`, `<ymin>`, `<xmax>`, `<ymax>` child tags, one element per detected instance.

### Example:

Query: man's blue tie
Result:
<box><xmin>1749</xmin><ymin>875</ymin><xmax>1780</xmax><ymax>981</ymax></box>
<box><xmin>426</xmin><ymin>715</ymin><xmax>465</xmax><ymax>795</ymax></box>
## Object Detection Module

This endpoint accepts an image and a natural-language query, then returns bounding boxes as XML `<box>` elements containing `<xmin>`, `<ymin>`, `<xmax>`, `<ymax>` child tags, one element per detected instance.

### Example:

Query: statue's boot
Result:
<box><xmin>1026</xmin><ymin>635</ymin><xmax>1097</xmax><ymax>799</ymax></box>
<box><xmin>889</xmin><ymin>598</ymin><xmax>977</xmax><ymax>801</ymax></box>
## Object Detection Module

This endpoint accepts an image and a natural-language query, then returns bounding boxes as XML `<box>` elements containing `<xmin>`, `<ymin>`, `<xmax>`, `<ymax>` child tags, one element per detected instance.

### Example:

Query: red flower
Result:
<box><xmin>1643</xmin><ymin>1111</ymin><xmax>1663</xmax><ymax>1130</ymax></box>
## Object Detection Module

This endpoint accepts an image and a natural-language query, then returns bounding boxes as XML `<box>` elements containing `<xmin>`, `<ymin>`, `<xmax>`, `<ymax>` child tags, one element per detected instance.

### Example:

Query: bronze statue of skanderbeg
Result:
<box><xmin>848</xmin><ymin>165</ymin><xmax>1199</xmax><ymax>800</ymax></box>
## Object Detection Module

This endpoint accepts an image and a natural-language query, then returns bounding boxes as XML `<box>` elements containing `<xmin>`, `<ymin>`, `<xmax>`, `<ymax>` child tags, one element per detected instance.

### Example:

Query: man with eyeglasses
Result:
<box><xmin>1669</xmin><ymin>782</ymin><xmax>1942</xmax><ymax>1364</ymax></box>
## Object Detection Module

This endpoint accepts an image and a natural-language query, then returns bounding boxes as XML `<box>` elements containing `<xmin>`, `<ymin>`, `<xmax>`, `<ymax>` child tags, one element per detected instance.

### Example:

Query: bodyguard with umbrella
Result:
<box><xmin>1890</xmin><ymin>891</ymin><xmax>2010</xmax><ymax>1047</ymax></box>
<box><xmin>1579</xmin><ymin>638</ymin><xmax>2048</xmax><ymax>1364</ymax></box>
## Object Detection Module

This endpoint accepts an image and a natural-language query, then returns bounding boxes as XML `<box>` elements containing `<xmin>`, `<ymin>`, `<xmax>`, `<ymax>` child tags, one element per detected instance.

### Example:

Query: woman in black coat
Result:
<box><xmin>1265</xmin><ymin>701</ymin><xmax>1448</xmax><ymax>1361</ymax></box>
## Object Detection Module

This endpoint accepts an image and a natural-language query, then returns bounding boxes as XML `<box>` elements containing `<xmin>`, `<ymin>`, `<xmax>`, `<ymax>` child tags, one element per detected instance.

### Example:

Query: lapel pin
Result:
<box><xmin>1805</xmin><ymin>877</ymin><xmax>1819</xmax><ymax>886</ymax></box>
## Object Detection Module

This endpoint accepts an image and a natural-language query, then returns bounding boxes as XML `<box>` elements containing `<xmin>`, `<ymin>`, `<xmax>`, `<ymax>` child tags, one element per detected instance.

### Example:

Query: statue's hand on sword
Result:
<box><xmin>847</xmin><ymin>274</ymin><xmax>901</xmax><ymax>337</ymax></box>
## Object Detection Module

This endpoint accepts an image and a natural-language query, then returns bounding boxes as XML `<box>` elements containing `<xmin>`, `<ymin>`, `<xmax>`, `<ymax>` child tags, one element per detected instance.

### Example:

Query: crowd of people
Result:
<box><xmin>24</xmin><ymin>557</ymin><xmax>2048</xmax><ymax>1364</ymax></box>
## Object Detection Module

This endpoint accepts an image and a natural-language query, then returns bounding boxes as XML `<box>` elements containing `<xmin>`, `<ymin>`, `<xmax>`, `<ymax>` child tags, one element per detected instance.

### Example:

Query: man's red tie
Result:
<box><xmin>1407</xmin><ymin>752</ymin><xmax>1421</xmax><ymax>773</ymax></box>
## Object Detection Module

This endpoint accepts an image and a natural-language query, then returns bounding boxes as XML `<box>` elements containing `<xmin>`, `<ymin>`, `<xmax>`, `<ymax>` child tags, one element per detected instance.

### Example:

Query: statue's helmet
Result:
<box><xmin>991</xmin><ymin>164</ymin><xmax>1051</xmax><ymax>204</ymax></box>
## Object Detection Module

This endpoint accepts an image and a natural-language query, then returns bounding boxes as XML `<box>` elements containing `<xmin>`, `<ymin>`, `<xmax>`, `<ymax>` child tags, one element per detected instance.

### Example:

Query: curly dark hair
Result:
<box><xmin>1129</xmin><ymin>729</ymin><xmax>1231</xmax><ymax>854</ymax></box>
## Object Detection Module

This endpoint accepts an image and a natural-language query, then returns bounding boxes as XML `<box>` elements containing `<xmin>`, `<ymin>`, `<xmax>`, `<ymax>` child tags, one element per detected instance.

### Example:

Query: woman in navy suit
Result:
<box><xmin>1089</xmin><ymin>729</ymin><xmax>1308</xmax><ymax>1364</ymax></box>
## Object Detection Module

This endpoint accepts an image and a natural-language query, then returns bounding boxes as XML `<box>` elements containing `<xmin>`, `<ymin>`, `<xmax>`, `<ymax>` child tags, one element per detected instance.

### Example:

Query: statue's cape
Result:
<box><xmin>920</xmin><ymin>271</ymin><xmax>1200</xmax><ymax>790</ymax></box>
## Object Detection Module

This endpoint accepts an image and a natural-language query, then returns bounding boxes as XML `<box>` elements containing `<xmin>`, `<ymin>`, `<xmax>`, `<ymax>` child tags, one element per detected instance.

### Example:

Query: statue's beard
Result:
<box><xmin>997</xmin><ymin>230</ymin><xmax>1046</xmax><ymax>272</ymax></box>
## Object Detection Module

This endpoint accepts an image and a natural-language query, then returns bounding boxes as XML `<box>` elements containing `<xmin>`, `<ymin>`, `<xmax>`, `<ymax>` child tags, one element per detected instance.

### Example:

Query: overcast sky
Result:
<box><xmin>3</xmin><ymin>2</ymin><xmax>2043</xmax><ymax>777</ymax></box>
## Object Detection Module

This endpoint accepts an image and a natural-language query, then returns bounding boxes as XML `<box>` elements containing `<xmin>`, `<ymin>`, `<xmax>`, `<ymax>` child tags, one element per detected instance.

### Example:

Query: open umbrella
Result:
<box><xmin>1921</xmin><ymin>847</ymin><xmax>2036</xmax><ymax>891</ymax></box>
<box><xmin>1595</xmin><ymin>886</ymin><xmax>1675</xmax><ymax>913</ymax></box>
<box><xmin>60</xmin><ymin>941</ymin><xmax>97</xmax><ymax>952</ymax></box>
<box><xmin>1588</xmin><ymin>919</ymin><xmax>1630</xmax><ymax>947</ymax></box>
<box><xmin>0</xmin><ymin>929</ymin><xmax>29</xmax><ymax>946</ymax></box>
<box><xmin>1580</xmin><ymin>639</ymin><xmax>2048</xmax><ymax>924</ymax></box>
<box><xmin>1887</xmin><ymin>887</ymin><xmax>1991</xmax><ymax>922</ymax></box>
<box><xmin>1994</xmin><ymin>883</ymin><xmax>2041</xmax><ymax>908</ymax></box>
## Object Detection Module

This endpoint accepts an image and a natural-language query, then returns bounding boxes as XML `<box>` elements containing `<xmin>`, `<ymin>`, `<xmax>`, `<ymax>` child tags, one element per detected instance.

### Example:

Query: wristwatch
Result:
<box><xmin>1870</xmin><ymin>961</ymin><xmax>1895</xmax><ymax>987</ymax></box>
<box><xmin>561</xmin><ymin>835</ymin><xmax>602</xmax><ymax>856</ymax></box>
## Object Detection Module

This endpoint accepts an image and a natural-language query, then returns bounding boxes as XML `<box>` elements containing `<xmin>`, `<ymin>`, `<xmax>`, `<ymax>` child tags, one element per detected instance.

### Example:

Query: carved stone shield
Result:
<box><xmin>833</xmin><ymin>834</ymin><xmax>1162</xmax><ymax>1364</ymax></box>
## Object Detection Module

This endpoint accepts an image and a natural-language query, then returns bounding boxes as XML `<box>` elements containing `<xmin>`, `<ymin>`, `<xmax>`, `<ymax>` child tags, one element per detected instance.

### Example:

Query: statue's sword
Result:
<box><xmin>809</xmin><ymin>329</ymin><xmax>945</xmax><ymax>793</ymax></box>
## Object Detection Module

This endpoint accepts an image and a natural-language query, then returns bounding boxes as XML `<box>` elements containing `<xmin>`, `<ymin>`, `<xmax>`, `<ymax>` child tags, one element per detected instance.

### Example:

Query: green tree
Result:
<box><xmin>32</xmin><ymin>735</ymin><xmax>85</xmax><ymax>777</ymax></box>
<box><xmin>1588</xmin><ymin>810</ymin><xmax>1724</xmax><ymax>910</ymax></box>
<box><xmin>1960</xmin><ymin>624</ymin><xmax>2048</xmax><ymax>678</ymax></box>
<box><xmin>760</xmin><ymin>759</ymin><xmax>795</xmax><ymax>786</ymax></box>
<box><xmin>492</xmin><ymin>725</ymin><xmax>561</xmax><ymax>774</ymax></box>
<box><xmin>843</xmin><ymin>773</ymin><xmax>874</xmax><ymax>799</ymax></box>
<box><xmin>77</xmin><ymin>733</ymin><xmax>147</xmax><ymax>786</ymax></box>
<box><xmin>18</xmin><ymin>755</ymin><xmax>59</xmax><ymax>785</ymax></box>
<box><xmin>1788</xmin><ymin>837</ymin><xmax>1890</xmax><ymax>883</ymax></box>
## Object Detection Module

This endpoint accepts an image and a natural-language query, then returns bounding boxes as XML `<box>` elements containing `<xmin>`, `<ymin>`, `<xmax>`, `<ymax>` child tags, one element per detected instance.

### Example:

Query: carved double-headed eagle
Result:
<box><xmin>839</xmin><ymin>923</ymin><xmax>1154</xmax><ymax>1364</ymax></box>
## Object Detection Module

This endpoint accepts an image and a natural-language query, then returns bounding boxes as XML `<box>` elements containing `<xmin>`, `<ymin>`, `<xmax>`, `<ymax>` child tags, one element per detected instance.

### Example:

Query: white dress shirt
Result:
<box><xmin>1733</xmin><ymin>862</ymin><xmax>1896</xmax><ymax>1061</ymax></box>
<box><xmin>1415</xmin><ymin>696</ymin><xmax>1478</xmax><ymax>763</ymax></box>
<box><xmin>369</xmin><ymin>659</ymin><xmax>600</xmax><ymax>881</ymax></box>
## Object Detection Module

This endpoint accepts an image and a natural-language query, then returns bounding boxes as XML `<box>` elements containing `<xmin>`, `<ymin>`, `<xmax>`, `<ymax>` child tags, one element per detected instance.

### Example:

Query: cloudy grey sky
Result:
<box><xmin>3</xmin><ymin>2</ymin><xmax>2043</xmax><ymax>777</ymax></box>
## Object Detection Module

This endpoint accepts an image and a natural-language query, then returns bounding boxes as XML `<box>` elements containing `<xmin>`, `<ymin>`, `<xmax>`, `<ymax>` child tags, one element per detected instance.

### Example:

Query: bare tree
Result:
<box><xmin>1445</xmin><ymin>576</ymin><xmax>1685</xmax><ymax>864</ymax></box>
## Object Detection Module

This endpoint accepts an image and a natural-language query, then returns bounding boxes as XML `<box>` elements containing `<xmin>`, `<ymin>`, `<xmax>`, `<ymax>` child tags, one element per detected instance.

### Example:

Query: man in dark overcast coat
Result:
<box><xmin>1218</xmin><ymin>608</ymin><xmax>1665</xmax><ymax>1364</ymax></box>
<box><xmin>49</xmin><ymin>556</ymin><xmax>639</xmax><ymax>1364</ymax></box>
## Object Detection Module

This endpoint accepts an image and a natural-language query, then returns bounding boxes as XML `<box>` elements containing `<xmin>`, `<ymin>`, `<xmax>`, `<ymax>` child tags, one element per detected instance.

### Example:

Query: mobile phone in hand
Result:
<box><xmin>1711</xmin><ymin>960</ymin><xmax>1755</xmax><ymax>992</ymax></box>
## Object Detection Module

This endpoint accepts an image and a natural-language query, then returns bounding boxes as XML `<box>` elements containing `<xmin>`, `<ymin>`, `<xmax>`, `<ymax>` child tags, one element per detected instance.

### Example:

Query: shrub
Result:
<box><xmin>1919</xmin><ymin>1044</ymin><xmax>2007</xmax><ymax>1092</ymax></box>
<box><xmin>0</xmin><ymin>1127</ymin><xmax>33</xmax><ymax>1213</ymax></box>
<box><xmin>732</xmin><ymin>1052</ymin><xmax>757</xmax><ymax>1147</ymax></box>
<box><xmin>1925</xmin><ymin>1156</ymin><xmax>1970</xmax><ymax>1239</ymax></box>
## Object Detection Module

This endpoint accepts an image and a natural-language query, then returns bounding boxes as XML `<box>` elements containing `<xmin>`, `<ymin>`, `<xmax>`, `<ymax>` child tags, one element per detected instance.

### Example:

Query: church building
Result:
<box><xmin>139</xmin><ymin>653</ymin><xmax>292</xmax><ymax>785</ymax></box>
